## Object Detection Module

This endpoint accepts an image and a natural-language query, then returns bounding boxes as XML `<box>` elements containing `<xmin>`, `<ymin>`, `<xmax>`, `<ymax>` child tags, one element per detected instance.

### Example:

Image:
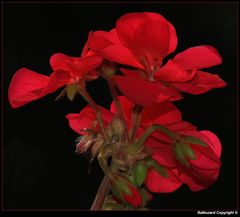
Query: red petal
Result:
<box><xmin>120</xmin><ymin>68</ymin><xmax>146</xmax><ymax>79</ymax></box>
<box><xmin>74</xmin><ymin>55</ymin><xmax>102</xmax><ymax>79</ymax></box>
<box><xmin>178</xmin><ymin>168</ymin><xmax>220</xmax><ymax>191</ymax></box>
<box><xmin>110</xmin><ymin>96</ymin><xmax>133</xmax><ymax>122</ymax></box>
<box><xmin>171</xmin><ymin>70</ymin><xmax>227</xmax><ymax>94</ymax></box>
<box><xmin>66</xmin><ymin>106</ymin><xmax>97</xmax><ymax>135</ymax></box>
<box><xmin>8</xmin><ymin>68</ymin><xmax>69</xmax><ymax>108</ymax></box>
<box><xmin>200</xmin><ymin>130</ymin><xmax>222</xmax><ymax>157</ymax></box>
<box><xmin>150</xmin><ymin>145</ymin><xmax>177</xmax><ymax>168</ymax></box>
<box><xmin>167</xmin><ymin>121</ymin><xmax>197</xmax><ymax>133</ymax></box>
<box><xmin>145</xmin><ymin>168</ymin><xmax>182</xmax><ymax>193</ymax></box>
<box><xmin>141</xmin><ymin>101</ymin><xmax>182</xmax><ymax>126</ymax></box>
<box><xmin>89</xmin><ymin>30</ymin><xmax>143</xmax><ymax>69</ymax></box>
<box><xmin>81</xmin><ymin>31</ymin><xmax>93</xmax><ymax>57</ymax></box>
<box><xmin>116</xmin><ymin>12</ymin><xmax>172</xmax><ymax>66</ymax></box>
<box><xmin>43</xmin><ymin>70</ymin><xmax>71</xmax><ymax>94</ymax></box>
<box><xmin>66</xmin><ymin>105</ymin><xmax>114</xmax><ymax>135</ymax></box>
<box><xmin>114</xmin><ymin>75</ymin><xmax>182</xmax><ymax>107</ymax></box>
<box><xmin>50</xmin><ymin>53</ymin><xmax>73</xmax><ymax>72</ymax></box>
<box><xmin>154</xmin><ymin>60</ymin><xmax>196</xmax><ymax>82</ymax></box>
<box><xmin>166</xmin><ymin>20</ymin><xmax>178</xmax><ymax>55</ymax></box>
<box><xmin>111</xmin><ymin>96</ymin><xmax>182</xmax><ymax>126</ymax></box>
<box><xmin>101</xmin><ymin>44</ymin><xmax>143</xmax><ymax>69</ymax></box>
<box><xmin>173</xmin><ymin>45</ymin><xmax>222</xmax><ymax>70</ymax></box>
<box><xmin>50</xmin><ymin>53</ymin><xmax>102</xmax><ymax>79</ymax></box>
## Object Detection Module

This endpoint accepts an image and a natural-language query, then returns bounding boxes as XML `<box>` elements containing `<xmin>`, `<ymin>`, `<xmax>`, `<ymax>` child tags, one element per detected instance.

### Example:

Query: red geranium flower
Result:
<box><xmin>8</xmin><ymin>32</ymin><xmax>102</xmax><ymax>108</ymax></box>
<box><xmin>88</xmin><ymin>12</ymin><xmax>226</xmax><ymax>106</ymax></box>
<box><xmin>66</xmin><ymin>96</ymin><xmax>222</xmax><ymax>193</ymax></box>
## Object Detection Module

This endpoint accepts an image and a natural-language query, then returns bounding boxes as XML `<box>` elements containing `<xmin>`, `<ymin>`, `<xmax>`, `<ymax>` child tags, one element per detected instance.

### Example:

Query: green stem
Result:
<box><xmin>129</xmin><ymin>105</ymin><xmax>143</xmax><ymax>142</ymax></box>
<box><xmin>77</xmin><ymin>83</ymin><xmax>110</xmax><ymax>143</ymax></box>
<box><xmin>107</xmin><ymin>79</ymin><xmax>129</xmax><ymax>143</ymax></box>
<box><xmin>130</xmin><ymin>124</ymin><xmax>178</xmax><ymax>153</ymax></box>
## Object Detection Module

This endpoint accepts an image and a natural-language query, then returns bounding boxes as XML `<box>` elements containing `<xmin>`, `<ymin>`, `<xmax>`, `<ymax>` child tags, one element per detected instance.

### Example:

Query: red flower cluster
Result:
<box><xmin>67</xmin><ymin>96</ymin><xmax>222</xmax><ymax>194</ymax></box>
<box><xmin>88</xmin><ymin>12</ymin><xmax>226</xmax><ymax>106</ymax></box>
<box><xmin>8</xmin><ymin>12</ymin><xmax>226</xmax><ymax>209</ymax></box>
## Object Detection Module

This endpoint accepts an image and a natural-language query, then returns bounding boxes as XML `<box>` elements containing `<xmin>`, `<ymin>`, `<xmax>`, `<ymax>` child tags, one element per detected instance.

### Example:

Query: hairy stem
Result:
<box><xmin>78</xmin><ymin>83</ymin><xmax>110</xmax><ymax>143</ymax></box>
<box><xmin>107</xmin><ymin>79</ymin><xmax>129</xmax><ymax>143</ymax></box>
<box><xmin>129</xmin><ymin>104</ymin><xmax>143</xmax><ymax>142</ymax></box>
<box><xmin>130</xmin><ymin>124</ymin><xmax>178</xmax><ymax>153</ymax></box>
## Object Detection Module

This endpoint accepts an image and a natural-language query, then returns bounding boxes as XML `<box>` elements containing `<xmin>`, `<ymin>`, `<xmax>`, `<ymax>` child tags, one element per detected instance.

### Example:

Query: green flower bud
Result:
<box><xmin>133</xmin><ymin>160</ymin><xmax>147</xmax><ymax>186</ymax></box>
<box><xmin>180</xmin><ymin>142</ymin><xmax>196</xmax><ymax>160</ymax></box>
<box><xmin>173</xmin><ymin>142</ymin><xmax>190</xmax><ymax>167</ymax></box>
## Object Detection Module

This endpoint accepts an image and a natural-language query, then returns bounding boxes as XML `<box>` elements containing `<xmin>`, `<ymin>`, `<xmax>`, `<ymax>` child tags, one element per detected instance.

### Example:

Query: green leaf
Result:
<box><xmin>182</xmin><ymin>136</ymin><xmax>208</xmax><ymax>147</ymax></box>
<box><xmin>133</xmin><ymin>160</ymin><xmax>147</xmax><ymax>187</ymax></box>
<box><xmin>180</xmin><ymin>143</ymin><xmax>196</xmax><ymax>160</ymax></box>
<box><xmin>173</xmin><ymin>143</ymin><xmax>190</xmax><ymax>167</ymax></box>
<box><xmin>66</xmin><ymin>83</ymin><xmax>77</xmax><ymax>101</ymax></box>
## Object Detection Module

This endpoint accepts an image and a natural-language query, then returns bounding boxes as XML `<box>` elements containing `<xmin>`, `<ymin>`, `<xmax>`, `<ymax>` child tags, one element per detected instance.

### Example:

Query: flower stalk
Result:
<box><xmin>107</xmin><ymin>78</ymin><xmax>129</xmax><ymax>143</ymax></box>
<box><xmin>77</xmin><ymin>81</ymin><xmax>110</xmax><ymax>143</ymax></box>
<box><xmin>129</xmin><ymin>104</ymin><xmax>143</xmax><ymax>142</ymax></box>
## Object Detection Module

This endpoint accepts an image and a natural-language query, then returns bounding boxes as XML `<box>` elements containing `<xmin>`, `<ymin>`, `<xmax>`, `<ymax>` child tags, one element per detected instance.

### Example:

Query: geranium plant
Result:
<box><xmin>8</xmin><ymin>12</ymin><xmax>226</xmax><ymax>210</ymax></box>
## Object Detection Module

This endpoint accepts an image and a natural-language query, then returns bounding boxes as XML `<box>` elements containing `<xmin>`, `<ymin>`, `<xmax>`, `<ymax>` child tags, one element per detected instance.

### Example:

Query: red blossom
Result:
<box><xmin>8</xmin><ymin>34</ymin><xmax>103</xmax><ymax>108</ymax></box>
<box><xmin>89</xmin><ymin>12</ymin><xmax>226</xmax><ymax>106</ymax></box>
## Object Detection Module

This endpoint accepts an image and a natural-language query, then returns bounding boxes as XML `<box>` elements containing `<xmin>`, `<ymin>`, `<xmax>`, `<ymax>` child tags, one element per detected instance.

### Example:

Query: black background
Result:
<box><xmin>2</xmin><ymin>2</ymin><xmax>238</xmax><ymax>211</ymax></box>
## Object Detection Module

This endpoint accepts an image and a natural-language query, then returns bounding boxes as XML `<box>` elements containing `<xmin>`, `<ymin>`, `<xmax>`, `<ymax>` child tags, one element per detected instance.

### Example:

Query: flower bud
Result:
<box><xmin>173</xmin><ymin>141</ymin><xmax>197</xmax><ymax>167</ymax></box>
<box><xmin>133</xmin><ymin>160</ymin><xmax>147</xmax><ymax>186</ymax></box>
<box><xmin>101</xmin><ymin>61</ymin><xmax>116</xmax><ymax>78</ymax></box>
<box><xmin>109</xmin><ymin>173</ymin><xmax>142</xmax><ymax>208</ymax></box>
<box><xmin>173</xmin><ymin>142</ymin><xmax>190</xmax><ymax>167</ymax></box>
<box><xmin>180</xmin><ymin>142</ymin><xmax>196</xmax><ymax>160</ymax></box>
<box><xmin>111</xmin><ymin>117</ymin><xmax>125</xmax><ymax>137</ymax></box>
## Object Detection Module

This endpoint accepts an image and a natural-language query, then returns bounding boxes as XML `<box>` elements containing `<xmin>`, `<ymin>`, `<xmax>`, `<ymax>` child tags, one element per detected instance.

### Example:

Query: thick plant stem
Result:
<box><xmin>129</xmin><ymin>104</ymin><xmax>143</xmax><ymax>142</ymax></box>
<box><xmin>108</xmin><ymin>79</ymin><xmax>129</xmax><ymax>143</ymax></box>
<box><xmin>91</xmin><ymin>145</ymin><xmax>114</xmax><ymax>210</ymax></box>
<box><xmin>90</xmin><ymin>175</ymin><xmax>110</xmax><ymax>210</ymax></box>
<box><xmin>77</xmin><ymin>82</ymin><xmax>112</xmax><ymax>210</ymax></box>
